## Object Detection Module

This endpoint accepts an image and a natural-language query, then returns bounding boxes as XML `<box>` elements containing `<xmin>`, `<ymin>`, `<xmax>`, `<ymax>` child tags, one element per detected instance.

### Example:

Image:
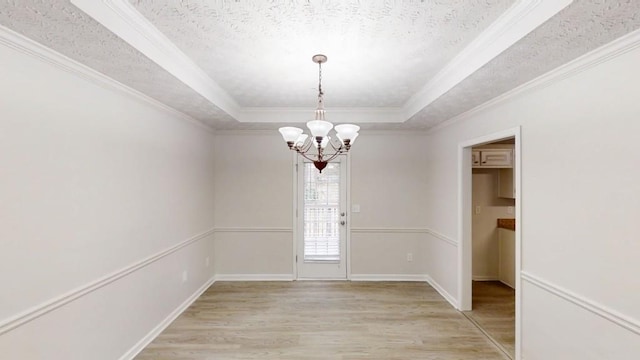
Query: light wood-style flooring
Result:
<box><xmin>136</xmin><ymin>281</ymin><xmax>510</xmax><ymax>360</ymax></box>
<box><xmin>464</xmin><ymin>281</ymin><xmax>515</xmax><ymax>359</ymax></box>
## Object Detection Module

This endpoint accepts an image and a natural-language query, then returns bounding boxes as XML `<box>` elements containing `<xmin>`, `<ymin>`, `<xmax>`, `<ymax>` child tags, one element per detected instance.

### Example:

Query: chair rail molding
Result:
<box><xmin>521</xmin><ymin>271</ymin><xmax>640</xmax><ymax>335</ymax></box>
<box><xmin>0</xmin><ymin>228</ymin><xmax>215</xmax><ymax>336</ymax></box>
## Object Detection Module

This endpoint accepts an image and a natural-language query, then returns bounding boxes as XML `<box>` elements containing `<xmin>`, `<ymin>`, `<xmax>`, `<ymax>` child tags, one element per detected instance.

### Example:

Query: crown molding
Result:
<box><xmin>428</xmin><ymin>26</ymin><xmax>640</xmax><ymax>134</ymax></box>
<box><xmin>0</xmin><ymin>24</ymin><xmax>215</xmax><ymax>134</ymax></box>
<box><xmin>238</xmin><ymin>106</ymin><xmax>406</xmax><ymax>124</ymax></box>
<box><xmin>70</xmin><ymin>0</ymin><xmax>574</xmax><ymax>128</ymax></box>
<box><xmin>70</xmin><ymin>0</ymin><xmax>240</xmax><ymax>119</ymax></box>
<box><xmin>403</xmin><ymin>0</ymin><xmax>573</xmax><ymax>119</ymax></box>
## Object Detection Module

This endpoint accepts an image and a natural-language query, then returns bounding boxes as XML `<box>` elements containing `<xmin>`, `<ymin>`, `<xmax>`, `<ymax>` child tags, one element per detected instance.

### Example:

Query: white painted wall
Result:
<box><xmin>213</xmin><ymin>132</ymin><xmax>294</xmax><ymax>278</ymax></box>
<box><xmin>212</xmin><ymin>132</ymin><xmax>429</xmax><ymax>278</ymax></box>
<box><xmin>350</xmin><ymin>133</ymin><xmax>429</xmax><ymax>278</ymax></box>
<box><xmin>424</xmin><ymin>40</ymin><xmax>640</xmax><ymax>357</ymax></box>
<box><xmin>0</xmin><ymin>42</ymin><xmax>216</xmax><ymax>359</ymax></box>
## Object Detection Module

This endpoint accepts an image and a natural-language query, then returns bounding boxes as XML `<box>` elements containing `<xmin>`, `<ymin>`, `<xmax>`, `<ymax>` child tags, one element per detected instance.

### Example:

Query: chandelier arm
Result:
<box><xmin>325</xmin><ymin>138</ymin><xmax>342</xmax><ymax>153</ymax></box>
<box><xmin>322</xmin><ymin>149</ymin><xmax>346</xmax><ymax>163</ymax></box>
<box><xmin>298</xmin><ymin>140</ymin><xmax>314</xmax><ymax>153</ymax></box>
<box><xmin>296</xmin><ymin>150</ymin><xmax>335</xmax><ymax>162</ymax></box>
<box><xmin>295</xmin><ymin>150</ymin><xmax>322</xmax><ymax>163</ymax></box>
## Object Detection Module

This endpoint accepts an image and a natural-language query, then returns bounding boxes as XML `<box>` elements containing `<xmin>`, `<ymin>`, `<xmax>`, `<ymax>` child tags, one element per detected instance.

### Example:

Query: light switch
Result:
<box><xmin>352</xmin><ymin>204</ymin><xmax>361</xmax><ymax>213</ymax></box>
<box><xmin>475</xmin><ymin>206</ymin><xmax>481</xmax><ymax>215</ymax></box>
<box><xmin>507</xmin><ymin>206</ymin><xmax>514</xmax><ymax>214</ymax></box>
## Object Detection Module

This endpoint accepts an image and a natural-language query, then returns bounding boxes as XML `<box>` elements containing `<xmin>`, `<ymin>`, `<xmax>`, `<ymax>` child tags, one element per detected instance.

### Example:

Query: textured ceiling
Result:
<box><xmin>129</xmin><ymin>0</ymin><xmax>514</xmax><ymax>107</ymax></box>
<box><xmin>406</xmin><ymin>0</ymin><xmax>640</xmax><ymax>130</ymax></box>
<box><xmin>1</xmin><ymin>1</ymin><xmax>640</xmax><ymax>131</ymax></box>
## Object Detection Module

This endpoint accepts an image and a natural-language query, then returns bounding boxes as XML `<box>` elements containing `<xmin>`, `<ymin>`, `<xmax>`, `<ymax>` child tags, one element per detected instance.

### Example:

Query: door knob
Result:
<box><xmin>341</xmin><ymin>212</ymin><xmax>346</xmax><ymax>217</ymax></box>
<box><xmin>340</xmin><ymin>220</ymin><xmax>346</xmax><ymax>225</ymax></box>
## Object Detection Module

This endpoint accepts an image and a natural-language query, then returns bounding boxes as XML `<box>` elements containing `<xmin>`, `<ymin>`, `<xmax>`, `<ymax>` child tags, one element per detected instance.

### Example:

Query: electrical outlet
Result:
<box><xmin>205</xmin><ymin>257</ymin><xmax>210</xmax><ymax>267</ymax></box>
<box><xmin>507</xmin><ymin>206</ymin><xmax>514</xmax><ymax>214</ymax></box>
<box><xmin>407</xmin><ymin>253</ymin><xmax>413</xmax><ymax>262</ymax></box>
<box><xmin>182</xmin><ymin>270</ymin><xmax>188</xmax><ymax>283</ymax></box>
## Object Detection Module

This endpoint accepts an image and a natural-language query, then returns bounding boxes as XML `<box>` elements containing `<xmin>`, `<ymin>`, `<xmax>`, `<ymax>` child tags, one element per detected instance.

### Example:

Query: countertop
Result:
<box><xmin>497</xmin><ymin>218</ymin><xmax>516</xmax><ymax>231</ymax></box>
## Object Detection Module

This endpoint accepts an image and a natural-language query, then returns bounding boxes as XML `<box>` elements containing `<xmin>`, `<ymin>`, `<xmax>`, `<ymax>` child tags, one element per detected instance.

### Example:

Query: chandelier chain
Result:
<box><xmin>318</xmin><ymin>60</ymin><xmax>323</xmax><ymax>96</ymax></box>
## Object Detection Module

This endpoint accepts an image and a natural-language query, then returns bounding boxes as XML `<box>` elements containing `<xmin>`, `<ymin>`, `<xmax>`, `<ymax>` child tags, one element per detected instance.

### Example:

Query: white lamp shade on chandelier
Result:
<box><xmin>278</xmin><ymin>127</ymin><xmax>304</xmax><ymax>143</ymax></box>
<box><xmin>278</xmin><ymin>54</ymin><xmax>360</xmax><ymax>172</ymax></box>
<box><xmin>307</xmin><ymin>120</ymin><xmax>334</xmax><ymax>138</ymax></box>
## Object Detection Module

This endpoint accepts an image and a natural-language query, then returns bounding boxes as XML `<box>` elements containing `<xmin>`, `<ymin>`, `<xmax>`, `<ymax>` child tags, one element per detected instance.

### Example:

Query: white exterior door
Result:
<box><xmin>296</xmin><ymin>158</ymin><xmax>347</xmax><ymax>279</ymax></box>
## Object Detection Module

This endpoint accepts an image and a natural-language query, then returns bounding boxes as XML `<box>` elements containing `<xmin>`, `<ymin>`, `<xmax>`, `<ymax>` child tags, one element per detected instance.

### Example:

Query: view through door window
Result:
<box><xmin>303</xmin><ymin>162</ymin><xmax>340</xmax><ymax>261</ymax></box>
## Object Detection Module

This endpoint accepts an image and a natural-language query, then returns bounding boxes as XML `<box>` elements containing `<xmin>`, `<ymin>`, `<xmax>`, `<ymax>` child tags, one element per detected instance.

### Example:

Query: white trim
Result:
<box><xmin>213</xmin><ymin>227</ymin><xmax>293</xmax><ymax>233</ymax></box>
<box><xmin>214</xmin><ymin>274</ymin><xmax>294</xmax><ymax>281</ymax></box>
<box><xmin>0</xmin><ymin>228</ymin><xmax>215</xmax><ymax>335</ymax></box>
<box><xmin>215</xmin><ymin>129</ymin><xmax>429</xmax><ymax>136</ymax></box>
<box><xmin>426</xmin><ymin>228</ymin><xmax>459</xmax><ymax>247</ymax></box>
<box><xmin>239</xmin><ymin>107</ymin><xmax>405</xmax><ymax>124</ymax></box>
<box><xmin>345</xmin><ymin>153</ymin><xmax>353</xmax><ymax>281</ymax></box>
<box><xmin>70</xmin><ymin>0</ymin><xmax>240</xmax><ymax>119</ymax></box>
<box><xmin>425</xmin><ymin>275</ymin><xmax>459</xmax><ymax>309</ymax></box>
<box><xmin>429</xmin><ymin>26</ymin><xmax>640</xmax><ymax>134</ymax></box>
<box><xmin>404</xmin><ymin>0</ymin><xmax>572</xmax><ymax>119</ymax></box>
<box><xmin>119</xmin><ymin>277</ymin><xmax>215</xmax><ymax>360</ymax></box>
<box><xmin>521</xmin><ymin>272</ymin><xmax>640</xmax><ymax>335</ymax></box>
<box><xmin>350</xmin><ymin>227</ymin><xmax>458</xmax><ymax>246</ymax></box>
<box><xmin>350</xmin><ymin>274</ymin><xmax>429</xmax><ymax>282</ymax></box>
<box><xmin>458</xmin><ymin>126</ymin><xmax>522</xmax><ymax>359</ymax></box>
<box><xmin>294</xmin><ymin>156</ymin><xmax>349</xmax><ymax>280</ymax></box>
<box><xmin>0</xmin><ymin>24</ymin><xmax>213</xmax><ymax>134</ymax></box>
<box><xmin>291</xmin><ymin>152</ymin><xmax>299</xmax><ymax>280</ymax></box>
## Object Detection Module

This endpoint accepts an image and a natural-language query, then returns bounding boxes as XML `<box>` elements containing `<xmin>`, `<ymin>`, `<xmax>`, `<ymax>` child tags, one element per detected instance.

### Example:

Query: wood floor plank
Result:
<box><xmin>464</xmin><ymin>281</ymin><xmax>516</xmax><ymax>358</ymax></box>
<box><xmin>135</xmin><ymin>281</ymin><xmax>509</xmax><ymax>360</ymax></box>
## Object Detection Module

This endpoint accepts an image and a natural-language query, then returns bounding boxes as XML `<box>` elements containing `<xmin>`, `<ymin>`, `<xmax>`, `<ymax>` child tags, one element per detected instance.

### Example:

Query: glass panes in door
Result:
<box><xmin>303</xmin><ymin>162</ymin><xmax>341</xmax><ymax>261</ymax></box>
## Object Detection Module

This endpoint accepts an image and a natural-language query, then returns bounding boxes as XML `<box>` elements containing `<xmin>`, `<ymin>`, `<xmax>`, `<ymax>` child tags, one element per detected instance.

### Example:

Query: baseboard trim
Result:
<box><xmin>350</xmin><ymin>274</ymin><xmax>429</xmax><ymax>282</ymax></box>
<box><xmin>521</xmin><ymin>271</ymin><xmax>640</xmax><ymax>335</ymax></box>
<box><xmin>119</xmin><ymin>277</ymin><xmax>215</xmax><ymax>360</ymax></box>
<box><xmin>0</xmin><ymin>228</ymin><xmax>215</xmax><ymax>336</ymax></box>
<box><xmin>500</xmin><ymin>280</ymin><xmax>515</xmax><ymax>290</ymax></box>
<box><xmin>426</xmin><ymin>275</ymin><xmax>459</xmax><ymax>310</ymax></box>
<box><xmin>214</xmin><ymin>274</ymin><xmax>294</xmax><ymax>281</ymax></box>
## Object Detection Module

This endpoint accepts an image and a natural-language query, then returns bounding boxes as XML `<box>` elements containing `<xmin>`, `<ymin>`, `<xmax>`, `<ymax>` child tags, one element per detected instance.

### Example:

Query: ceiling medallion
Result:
<box><xmin>278</xmin><ymin>54</ymin><xmax>360</xmax><ymax>173</ymax></box>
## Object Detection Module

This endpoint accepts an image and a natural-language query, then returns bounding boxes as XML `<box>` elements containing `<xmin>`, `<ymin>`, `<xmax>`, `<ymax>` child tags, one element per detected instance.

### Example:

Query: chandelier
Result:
<box><xmin>278</xmin><ymin>54</ymin><xmax>360</xmax><ymax>173</ymax></box>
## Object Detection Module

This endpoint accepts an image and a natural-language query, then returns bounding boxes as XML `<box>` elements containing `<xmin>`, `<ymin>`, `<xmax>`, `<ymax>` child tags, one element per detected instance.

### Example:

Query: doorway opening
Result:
<box><xmin>458</xmin><ymin>127</ymin><xmax>521</xmax><ymax>359</ymax></box>
<box><xmin>295</xmin><ymin>157</ymin><xmax>349</xmax><ymax>279</ymax></box>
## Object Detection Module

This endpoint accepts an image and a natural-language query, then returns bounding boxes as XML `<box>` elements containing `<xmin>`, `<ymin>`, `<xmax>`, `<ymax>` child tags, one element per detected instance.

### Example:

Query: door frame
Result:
<box><xmin>458</xmin><ymin>126</ymin><xmax>521</xmax><ymax>359</ymax></box>
<box><xmin>291</xmin><ymin>153</ymin><xmax>352</xmax><ymax>280</ymax></box>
